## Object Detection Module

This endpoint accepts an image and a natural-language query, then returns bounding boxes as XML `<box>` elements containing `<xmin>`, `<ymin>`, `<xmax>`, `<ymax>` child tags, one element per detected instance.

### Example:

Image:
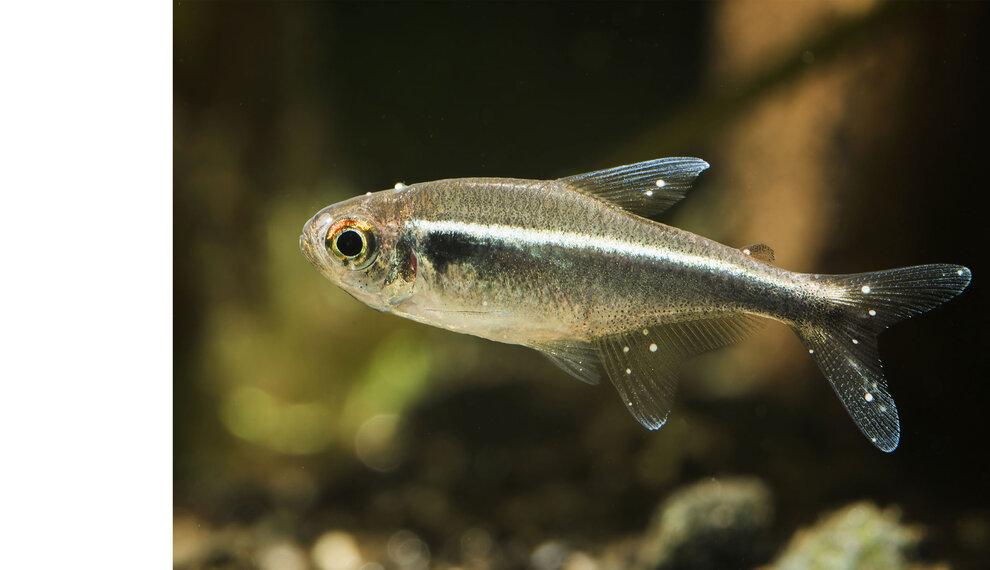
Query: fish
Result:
<box><xmin>299</xmin><ymin>158</ymin><xmax>971</xmax><ymax>451</ymax></box>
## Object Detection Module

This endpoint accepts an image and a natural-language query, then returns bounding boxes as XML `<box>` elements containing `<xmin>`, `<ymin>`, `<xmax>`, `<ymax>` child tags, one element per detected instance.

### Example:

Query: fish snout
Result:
<box><xmin>299</xmin><ymin>232</ymin><xmax>322</xmax><ymax>269</ymax></box>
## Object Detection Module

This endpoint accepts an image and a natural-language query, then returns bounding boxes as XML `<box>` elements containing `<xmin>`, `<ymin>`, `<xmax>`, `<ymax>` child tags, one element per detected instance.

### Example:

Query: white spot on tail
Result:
<box><xmin>958</xmin><ymin>269</ymin><xmax>964</xmax><ymax>276</ymax></box>
<box><xmin>644</xmin><ymin>190</ymin><xmax>654</xmax><ymax>197</ymax></box>
<box><xmin>649</xmin><ymin>343</ymin><xmax>658</xmax><ymax>352</ymax></box>
<box><xmin>642</xmin><ymin>329</ymin><xmax>649</xmax><ymax>335</ymax></box>
<box><xmin>871</xmin><ymin>437</ymin><xmax>877</xmax><ymax>442</ymax></box>
<box><xmin>852</xmin><ymin>338</ymin><xmax>860</xmax><ymax>345</ymax></box>
<box><xmin>808</xmin><ymin>349</ymin><xmax>815</xmax><ymax>354</ymax></box>
<box><xmin>864</xmin><ymin>392</ymin><xmax>874</xmax><ymax>402</ymax></box>
<box><xmin>394</xmin><ymin>182</ymin><xmax>407</xmax><ymax>190</ymax></box>
<box><xmin>625</xmin><ymin>368</ymin><xmax>632</xmax><ymax>375</ymax></box>
<box><xmin>861</xmin><ymin>285</ymin><xmax>871</xmax><ymax>294</ymax></box>
<box><xmin>623</xmin><ymin>346</ymin><xmax>630</xmax><ymax>353</ymax></box>
<box><xmin>868</xmin><ymin>309</ymin><xmax>876</xmax><ymax>317</ymax></box>
<box><xmin>655</xmin><ymin>179</ymin><xmax>666</xmax><ymax>188</ymax></box>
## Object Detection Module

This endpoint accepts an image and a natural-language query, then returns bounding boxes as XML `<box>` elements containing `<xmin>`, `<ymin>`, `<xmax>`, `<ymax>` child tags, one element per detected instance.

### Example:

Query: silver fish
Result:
<box><xmin>300</xmin><ymin>158</ymin><xmax>971</xmax><ymax>451</ymax></box>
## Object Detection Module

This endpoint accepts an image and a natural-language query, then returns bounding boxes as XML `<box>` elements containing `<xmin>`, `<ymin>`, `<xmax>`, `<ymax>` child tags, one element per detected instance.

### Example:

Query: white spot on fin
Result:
<box><xmin>868</xmin><ymin>309</ymin><xmax>876</xmax><ymax>317</ymax></box>
<box><xmin>649</xmin><ymin>343</ymin><xmax>658</xmax><ymax>352</ymax></box>
<box><xmin>623</xmin><ymin>346</ymin><xmax>630</xmax><ymax>354</ymax></box>
<box><xmin>625</xmin><ymin>368</ymin><xmax>632</xmax><ymax>375</ymax></box>
<box><xmin>861</xmin><ymin>285</ymin><xmax>871</xmax><ymax>294</ymax></box>
<box><xmin>642</xmin><ymin>329</ymin><xmax>649</xmax><ymax>336</ymax></box>
<box><xmin>655</xmin><ymin>179</ymin><xmax>666</xmax><ymax>188</ymax></box>
<box><xmin>645</xmin><ymin>190</ymin><xmax>654</xmax><ymax>197</ymax></box>
<box><xmin>852</xmin><ymin>338</ymin><xmax>859</xmax><ymax>345</ymax></box>
<box><xmin>394</xmin><ymin>182</ymin><xmax>407</xmax><ymax>190</ymax></box>
<box><xmin>864</xmin><ymin>392</ymin><xmax>874</xmax><ymax>402</ymax></box>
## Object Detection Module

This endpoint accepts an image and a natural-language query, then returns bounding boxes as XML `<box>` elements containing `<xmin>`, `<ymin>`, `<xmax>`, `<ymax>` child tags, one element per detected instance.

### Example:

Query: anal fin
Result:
<box><xmin>595</xmin><ymin>315</ymin><xmax>761</xmax><ymax>430</ymax></box>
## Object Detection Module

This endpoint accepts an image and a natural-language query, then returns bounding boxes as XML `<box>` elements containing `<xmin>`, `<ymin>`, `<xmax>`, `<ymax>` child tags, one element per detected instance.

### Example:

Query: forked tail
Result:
<box><xmin>795</xmin><ymin>264</ymin><xmax>971</xmax><ymax>451</ymax></box>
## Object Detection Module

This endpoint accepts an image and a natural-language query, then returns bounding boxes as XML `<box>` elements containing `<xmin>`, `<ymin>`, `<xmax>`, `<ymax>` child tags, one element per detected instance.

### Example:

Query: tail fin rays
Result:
<box><xmin>796</xmin><ymin>264</ymin><xmax>971</xmax><ymax>451</ymax></box>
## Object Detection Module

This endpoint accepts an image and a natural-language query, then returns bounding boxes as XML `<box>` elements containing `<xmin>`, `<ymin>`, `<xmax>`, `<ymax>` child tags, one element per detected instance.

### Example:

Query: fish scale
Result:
<box><xmin>300</xmin><ymin>157</ymin><xmax>972</xmax><ymax>452</ymax></box>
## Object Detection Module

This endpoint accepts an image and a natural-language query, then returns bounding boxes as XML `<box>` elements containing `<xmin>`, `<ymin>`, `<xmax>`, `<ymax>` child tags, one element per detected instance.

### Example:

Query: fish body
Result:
<box><xmin>300</xmin><ymin>158</ymin><xmax>971</xmax><ymax>451</ymax></box>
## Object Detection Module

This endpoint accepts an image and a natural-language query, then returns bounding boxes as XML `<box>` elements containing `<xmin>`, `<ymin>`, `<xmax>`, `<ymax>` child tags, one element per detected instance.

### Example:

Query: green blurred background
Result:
<box><xmin>174</xmin><ymin>2</ymin><xmax>988</xmax><ymax>568</ymax></box>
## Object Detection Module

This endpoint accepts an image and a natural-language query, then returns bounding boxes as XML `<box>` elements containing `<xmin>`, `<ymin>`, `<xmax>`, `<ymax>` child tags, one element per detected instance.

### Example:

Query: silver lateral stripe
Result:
<box><xmin>409</xmin><ymin>219</ymin><xmax>747</xmax><ymax>277</ymax></box>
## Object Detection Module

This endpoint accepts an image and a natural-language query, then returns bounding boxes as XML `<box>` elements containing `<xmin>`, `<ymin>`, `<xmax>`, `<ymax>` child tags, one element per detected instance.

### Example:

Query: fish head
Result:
<box><xmin>300</xmin><ymin>191</ymin><xmax>417</xmax><ymax>311</ymax></box>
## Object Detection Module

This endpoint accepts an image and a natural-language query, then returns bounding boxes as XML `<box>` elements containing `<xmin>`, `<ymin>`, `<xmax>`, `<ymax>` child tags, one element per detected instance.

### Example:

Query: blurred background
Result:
<box><xmin>174</xmin><ymin>2</ymin><xmax>988</xmax><ymax>568</ymax></box>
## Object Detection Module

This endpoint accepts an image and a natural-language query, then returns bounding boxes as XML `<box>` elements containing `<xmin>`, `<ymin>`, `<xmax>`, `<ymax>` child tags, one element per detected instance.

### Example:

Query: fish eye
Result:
<box><xmin>335</xmin><ymin>229</ymin><xmax>364</xmax><ymax>257</ymax></box>
<box><xmin>325</xmin><ymin>218</ymin><xmax>378</xmax><ymax>270</ymax></box>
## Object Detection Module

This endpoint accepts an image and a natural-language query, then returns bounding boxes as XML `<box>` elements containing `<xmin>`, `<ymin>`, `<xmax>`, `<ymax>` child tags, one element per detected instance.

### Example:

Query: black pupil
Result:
<box><xmin>335</xmin><ymin>229</ymin><xmax>364</xmax><ymax>257</ymax></box>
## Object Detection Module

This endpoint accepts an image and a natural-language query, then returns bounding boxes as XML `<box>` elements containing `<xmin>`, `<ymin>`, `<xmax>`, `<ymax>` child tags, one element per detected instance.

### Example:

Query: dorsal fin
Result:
<box><xmin>740</xmin><ymin>243</ymin><xmax>775</xmax><ymax>263</ymax></box>
<box><xmin>558</xmin><ymin>157</ymin><xmax>710</xmax><ymax>219</ymax></box>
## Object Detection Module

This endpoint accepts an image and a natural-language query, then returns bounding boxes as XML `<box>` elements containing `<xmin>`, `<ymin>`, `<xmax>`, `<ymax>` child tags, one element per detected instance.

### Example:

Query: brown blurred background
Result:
<box><xmin>175</xmin><ymin>2</ymin><xmax>988</xmax><ymax>568</ymax></box>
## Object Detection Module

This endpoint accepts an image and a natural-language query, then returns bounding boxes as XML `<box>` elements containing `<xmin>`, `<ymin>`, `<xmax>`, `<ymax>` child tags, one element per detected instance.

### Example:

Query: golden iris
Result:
<box><xmin>325</xmin><ymin>218</ymin><xmax>377</xmax><ymax>269</ymax></box>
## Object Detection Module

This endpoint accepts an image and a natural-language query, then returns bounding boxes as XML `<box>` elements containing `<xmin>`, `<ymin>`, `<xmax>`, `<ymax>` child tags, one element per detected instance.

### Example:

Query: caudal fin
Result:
<box><xmin>795</xmin><ymin>264</ymin><xmax>971</xmax><ymax>452</ymax></box>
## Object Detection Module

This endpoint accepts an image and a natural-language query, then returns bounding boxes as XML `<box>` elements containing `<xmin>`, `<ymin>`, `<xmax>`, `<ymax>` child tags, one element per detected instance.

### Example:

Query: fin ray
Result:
<box><xmin>532</xmin><ymin>340</ymin><xmax>601</xmax><ymax>385</ymax></box>
<box><xmin>796</xmin><ymin>264</ymin><xmax>971</xmax><ymax>451</ymax></box>
<box><xmin>595</xmin><ymin>315</ymin><xmax>761</xmax><ymax>430</ymax></box>
<box><xmin>559</xmin><ymin>157</ymin><xmax>710</xmax><ymax>219</ymax></box>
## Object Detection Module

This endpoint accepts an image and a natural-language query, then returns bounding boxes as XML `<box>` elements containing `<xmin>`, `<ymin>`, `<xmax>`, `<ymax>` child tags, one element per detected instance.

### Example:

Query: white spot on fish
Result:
<box><xmin>625</xmin><ymin>368</ymin><xmax>632</xmax><ymax>375</ymax></box>
<box><xmin>864</xmin><ymin>392</ymin><xmax>874</xmax><ymax>402</ymax></box>
<box><xmin>880</xmin><ymin>405</ymin><xmax>887</xmax><ymax>412</ymax></box>
<box><xmin>623</xmin><ymin>346</ymin><xmax>630</xmax><ymax>353</ymax></box>
<box><xmin>394</xmin><ymin>182</ymin><xmax>407</xmax><ymax>190</ymax></box>
<box><xmin>645</xmin><ymin>190</ymin><xmax>654</xmax><ymax>197</ymax></box>
<box><xmin>655</xmin><ymin>179</ymin><xmax>666</xmax><ymax>188</ymax></box>
<box><xmin>628</xmin><ymin>402</ymin><xmax>633</xmax><ymax>406</ymax></box>
<box><xmin>871</xmin><ymin>437</ymin><xmax>877</xmax><ymax>443</ymax></box>
<box><xmin>868</xmin><ymin>309</ymin><xmax>876</xmax><ymax>316</ymax></box>
<box><xmin>808</xmin><ymin>349</ymin><xmax>815</xmax><ymax>354</ymax></box>
<box><xmin>642</xmin><ymin>329</ymin><xmax>649</xmax><ymax>335</ymax></box>
<box><xmin>861</xmin><ymin>285</ymin><xmax>871</xmax><ymax>294</ymax></box>
<box><xmin>871</xmin><ymin>382</ymin><xmax>877</xmax><ymax>389</ymax></box>
<box><xmin>957</xmin><ymin>269</ymin><xmax>964</xmax><ymax>276</ymax></box>
<box><xmin>742</xmin><ymin>248</ymin><xmax>751</xmax><ymax>256</ymax></box>
<box><xmin>649</xmin><ymin>343</ymin><xmax>658</xmax><ymax>352</ymax></box>
<box><xmin>852</xmin><ymin>338</ymin><xmax>859</xmax><ymax>345</ymax></box>
<box><xmin>365</xmin><ymin>192</ymin><xmax>372</xmax><ymax>196</ymax></box>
